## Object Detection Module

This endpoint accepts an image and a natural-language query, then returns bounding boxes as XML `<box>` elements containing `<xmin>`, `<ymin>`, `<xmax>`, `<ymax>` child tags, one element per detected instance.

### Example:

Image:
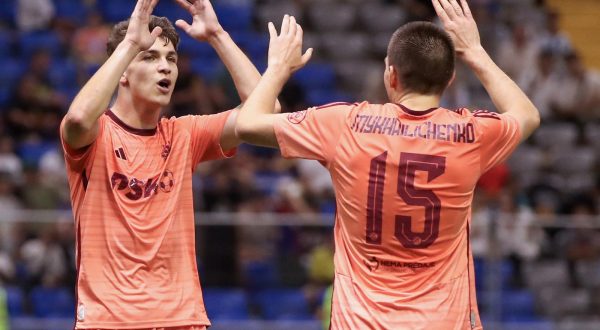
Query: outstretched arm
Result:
<box><xmin>236</xmin><ymin>15</ymin><xmax>312</xmax><ymax>148</ymax></box>
<box><xmin>62</xmin><ymin>0</ymin><xmax>162</xmax><ymax>150</ymax></box>
<box><xmin>432</xmin><ymin>0</ymin><xmax>540</xmax><ymax>141</ymax></box>
<box><xmin>174</xmin><ymin>0</ymin><xmax>282</xmax><ymax>150</ymax></box>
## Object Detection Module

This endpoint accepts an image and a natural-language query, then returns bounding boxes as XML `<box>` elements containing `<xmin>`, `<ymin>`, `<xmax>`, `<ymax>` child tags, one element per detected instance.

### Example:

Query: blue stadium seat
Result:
<box><xmin>203</xmin><ymin>288</ymin><xmax>249</xmax><ymax>320</ymax></box>
<box><xmin>5</xmin><ymin>286</ymin><xmax>24</xmax><ymax>316</ymax></box>
<box><xmin>243</xmin><ymin>261</ymin><xmax>278</xmax><ymax>290</ymax></box>
<box><xmin>501</xmin><ymin>290</ymin><xmax>536</xmax><ymax>320</ymax></box>
<box><xmin>0</xmin><ymin>31</ymin><xmax>13</xmax><ymax>58</ymax></box>
<box><xmin>0</xmin><ymin>0</ymin><xmax>16</xmax><ymax>27</ymax></box>
<box><xmin>49</xmin><ymin>59</ymin><xmax>78</xmax><ymax>89</ymax></box>
<box><xmin>0</xmin><ymin>57</ymin><xmax>26</xmax><ymax>106</ymax></box>
<box><xmin>255</xmin><ymin>289</ymin><xmax>311</xmax><ymax>320</ymax></box>
<box><xmin>190</xmin><ymin>57</ymin><xmax>223</xmax><ymax>82</ymax></box>
<box><xmin>229</xmin><ymin>31</ymin><xmax>269</xmax><ymax>64</ymax></box>
<box><xmin>293</xmin><ymin>63</ymin><xmax>336</xmax><ymax>92</ymax></box>
<box><xmin>154</xmin><ymin>1</ymin><xmax>189</xmax><ymax>21</ymax></box>
<box><xmin>213</xmin><ymin>3</ymin><xmax>253</xmax><ymax>32</ymax></box>
<box><xmin>18</xmin><ymin>31</ymin><xmax>62</xmax><ymax>58</ymax></box>
<box><xmin>306</xmin><ymin>89</ymin><xmax>353</xmax><ymax>106</ymax></box>
<box><xmin>30</xmin><ymin>286</ymin><xmax>75</xmax><ymax>318</ymax></box>
<box><xmin>179</xmin><ymin>34</ymin><xmax>219</xmax><ymax>60</ymax></box>
<box><xmin>97</xmin><ymin>1</ymin><xmax>134</xmax><ymax>23</ymax></box>
<box><xmin>55</xmin><ymin>0</ymin><xmax>89</xmax><ymax>25</ymax></box>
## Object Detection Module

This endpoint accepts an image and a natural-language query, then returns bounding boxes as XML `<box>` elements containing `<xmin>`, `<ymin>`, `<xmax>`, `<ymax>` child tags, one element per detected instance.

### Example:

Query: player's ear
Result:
<box><xmin>446</xmin><ymin>70</ymin><xmax>456</xmax><ymax>89</ymax></box>
<box><xmin>120</xmin><ymin>72</ymin><xmax>128</xmax><ymax>86</ymax></box>
<box><xmin>388</xmin><ymin>65</ymin><xmax>399</xmax><ymax>89</ymax></box>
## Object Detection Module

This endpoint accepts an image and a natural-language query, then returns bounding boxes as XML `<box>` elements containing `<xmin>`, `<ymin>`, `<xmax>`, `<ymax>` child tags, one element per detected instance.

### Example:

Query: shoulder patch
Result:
<box><xmin>473</xmin><ymin>109</ymin><xmax>501</xmax><ymax>120</ymax></box>
<box><xmin>287</xmin><ymin>110</ymin><xmax>308</xmax><ymax>124</ymax></box>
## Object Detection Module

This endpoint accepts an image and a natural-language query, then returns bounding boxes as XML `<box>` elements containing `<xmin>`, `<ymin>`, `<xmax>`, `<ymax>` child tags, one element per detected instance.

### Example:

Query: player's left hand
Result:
<box><xmin>267</xmin><ymin>15</ymin><xmax>313</xmax><ymax>78</ymax></box>
<box><xmin>432</xmin><ymin>0</ymin><xmax>481</xmax><ymax>58</ymax></box>
<box><xmin>173</xmin><ymin>0</ymin><xmax>222</xmax><ymax>41</ymax></box>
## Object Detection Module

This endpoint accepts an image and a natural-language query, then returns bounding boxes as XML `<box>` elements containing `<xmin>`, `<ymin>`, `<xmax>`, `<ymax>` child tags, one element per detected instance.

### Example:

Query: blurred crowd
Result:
<box><xmin>0</xmin><ymin>0</ymin><xmax>599</xmax><ymax>321</ymax></box>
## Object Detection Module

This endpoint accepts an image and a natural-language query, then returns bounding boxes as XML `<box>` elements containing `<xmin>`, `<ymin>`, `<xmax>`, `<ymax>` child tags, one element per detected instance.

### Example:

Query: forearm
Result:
<box><xmin>463</xmin><ymin>46</ymin><xmax>538</xmax><ymax>117</ymax></box>
<box><xmin>463</xmin><ymin>46</ymin><xmax>540</xmax><ymax>138</ymax></box>
<box><xmin>65</xmin><ymin>42</ymin><xmax>140</xmax><ymax>131</ymax></box>
<box><xmin>208</xmin><ymin>29</ymin><xmax>281</xmax><ymax>111</ymax></box>
<box><xmin>236</xmin><ymin>68</ymin><xmax>286</xmax><ymax>145</ymax></box>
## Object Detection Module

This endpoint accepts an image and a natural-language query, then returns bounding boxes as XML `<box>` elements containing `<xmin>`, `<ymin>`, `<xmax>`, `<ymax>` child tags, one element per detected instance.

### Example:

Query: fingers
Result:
<box><xmin>432</xmin><ymin>0</ymin><xmax>450</xmax><ymax>23</ymax></box>
<box><xmin>288</xmin><ymin>16</ymin><xmax>297</xmax><ymax>38</ymax></box>
<box><xmin>268</xmin><ymin>21</ymin><xmax>277</xmax><ymax>40</ymax></box>
<box><xmin>175</xmin><ymin>19</ymin><xmax>191</xmax><ymax>33</ymax></box>
<box><xmin>448</xmin><ymin>0</ymin><xmax>464</xmax><ymax>16</ymax></box>
<box><xmin>150</xmin><ymin>26</ymin><xmax>163</xmax><ymax>39</ymax></box>
<box><xmin>438</xmin><ymin>0</ymin><xmax>458</xmax><ymax>20</ymax></box>
<box><xmin>301</xmin><ymin>48</ymin><xmax>313</xmax><ymax>66</ymax></box>
<box><xmin>460</xmin><ymin>0</ymin><xmax>472</xmax><ymax>18</ymax></box>
<box><xmin>174</xmin><ymin>0</ymin><xmax>193</xmax><ymax>11</ymax></box>
<box><xmin>280</xmin><ymin>14</ymin><xmax>290</xmax><ymax>37</ymax></box>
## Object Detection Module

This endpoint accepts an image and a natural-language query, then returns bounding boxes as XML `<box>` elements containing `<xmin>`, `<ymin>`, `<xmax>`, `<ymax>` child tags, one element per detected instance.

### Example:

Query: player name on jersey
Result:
<box><xmin>351</xmin><ymin>115</ymin><xmax>475</xmax><ymax>143</ymax></box>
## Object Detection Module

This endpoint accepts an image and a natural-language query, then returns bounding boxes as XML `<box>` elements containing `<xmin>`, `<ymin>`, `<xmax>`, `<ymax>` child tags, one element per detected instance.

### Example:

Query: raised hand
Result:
<box><xmin>432</xmin><ymin>0</ymin><xmax>481</xmax><ymax>58</ymax></box>
<box><xmin>174</xmin><ymin>0</ymin><xmax>221</xmax><ymax>41</ymax></box>
<box><xmin>124</xmin><ymin>0</ymin><xmax>163</xmax><ymax>51</ymax></box>
<box><xmin>267</xmin><ymin>15</ymin><xmax>313</xmax><ymax>77</ymax></box>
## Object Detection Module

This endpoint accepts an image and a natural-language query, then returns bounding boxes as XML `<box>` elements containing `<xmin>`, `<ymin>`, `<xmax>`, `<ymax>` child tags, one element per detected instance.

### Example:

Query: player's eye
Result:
<box><xmin>167</xmin><ymin>56</ymin><xmax>177</xmax><ymax>63</ymax></box>
<box><xmin>143</xmin><ymin>54</ymin><xmax>156</xmax><ymax>61</ymax></box>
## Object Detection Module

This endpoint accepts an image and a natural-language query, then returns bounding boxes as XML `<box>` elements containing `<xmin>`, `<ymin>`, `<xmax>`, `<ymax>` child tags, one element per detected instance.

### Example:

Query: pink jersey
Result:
<box><xmin>61</xmin><ymin>110</ymin><xmax>235</xmax><ymax>329</ymax></box>
<box><xmin>273</xmin><ymin>102</ymin><xmax>521</xmax><ymax>329</ymax></box>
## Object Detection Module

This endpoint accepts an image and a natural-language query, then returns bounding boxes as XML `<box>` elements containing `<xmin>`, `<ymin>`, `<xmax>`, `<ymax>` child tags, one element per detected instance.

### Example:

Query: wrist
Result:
<box><xmin>115</xmin><ymin>40</ymin><xmax>143</xmax><ymax>58</ymax></box>
<box><xmin>206</xmin><ymin>27</ymin><xmax>227</xmax><ymax>45</ymax></box>
<box><xmin>461</xmin><ymin>46</ymin><xmax>489</xmax><ymax>67</ymax></box>
<box><xmin>264</xmin><ymin>65</ymin><xmax>291</xmax><ymax>83</ymax></box>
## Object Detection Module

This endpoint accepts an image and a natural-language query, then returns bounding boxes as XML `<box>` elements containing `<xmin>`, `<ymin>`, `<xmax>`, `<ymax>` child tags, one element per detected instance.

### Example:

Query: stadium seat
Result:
<box><xmin>242</xmin><ymin>261</ymin><xmax>278</xmax><ymax>290</ymax></box>
<box><xmin>256</xmin><ymin>2</ymin><xmax>304</xmax><ymax>26</ymax></box>
<box><xmin>501</xmin><ymin>290</ymin><xmax>536</xmax><ymax>320</ymax></box>
<box><xmin>255</xmin><ymin>289</ymin><xmax>311</xmax><ymax>320</ymax></box>
<box><xmin>293</xmin><ymin>63</ymin><xmax>336</xmax><ymax>92</ymax></box>
<box><xmin>0</xmin><ymin>31</ymin><xmax>13</xmax><ymax>58</ymax></box>
<box><xmin>97</xmin><ymin>1</ymin><xmax>134</xmax><ymax>23</ymax></box>
<box><xmin>524</xmin><ymin>260</ymin><xmax>569</xmax><ymax>290</ymax></box>
<box><xmin>306</xmin><ymin>89</ymin><xmax>354</xmax><ymax>106</ymax></box>
<box><xmin>549</xmin><ymin>147</ymin><xmax>596</xmax><ymax>175</ymax></box>
<box><xmin>359</xmin><ymin>3</ymin><xmax>407</xmax><ymax>33</ymax></box>
<box><xmin>307</xmin><ymin>3</ymin><xmax>357</xmax><ymax>32</ymax></box>
<box><xmin>320</xmin><ymin>33</ymin><xmax>370</xmax><ymax>61</ymax></box>
<box><xmin>537</xmin><ymin>287</ymin><xmax>590</xmax><ymax>317</ymax></box>
<box><xmin>0</xmin><ymin>0</ymin><xmax>16</xmax><ymax>27</ymax></box>
<box><xmin>154</xmin><ymin>1</ymin><xmax>188</xmax><ymax>21</ymax></box>
<box><xmin>190</xmin><ymin>57</ymin><xmax>223</xmax><ymax>82</ymax></box>
<box><xmin>533</xmin><ymin>123</ymin><xmax>578</xmax><ymax>150</ymax></box>
<box><xmin>55</xmin><ymin>0</ymin><xmax>89</xmax><ymax>25</ymax></box>
<box><xmin>203</xmin><ymin>288</ymin><xmax>249</xmax><ymax>320</ymax></box>
<box><xmin>18</xmin><ymin>31</ymin><xmax>62</xmax><ymax>58</ymax></box>
<box><xmin>213</xmin><ymin>3</ymin><xmax>253</xmax><ymax>32</ymax></box>
<box><xmin>507</xmin><ymin>145</ymin><xmax>546</xmax><ymax>174</ymax></box>
<box><xmin>30</xmin><ymin>286</ymin><xmax>75</xmax><ymax>318</ymax></box>
<box><xmin>229</xmin><ymin>31</ymin><xmax>269</xmax><ymax>64</ymax></box>
<box><xmin>584</xmin><ymin>122</ymin><xmax>600</xmax><ymax>151</ymax></box>
<box><xmin>179</xmin><ymin>34</ymin><xmax>219</xmax><ymax>60</ymax></box>
<box><xmin>5</xmin><ymin>286</ymin><xmax>24</xmax><ymax>317</ymax></box>
<box><xmin>49</xmin><ymin>58</ymin><xmax>78</xmax><ymax>90</ymax></box>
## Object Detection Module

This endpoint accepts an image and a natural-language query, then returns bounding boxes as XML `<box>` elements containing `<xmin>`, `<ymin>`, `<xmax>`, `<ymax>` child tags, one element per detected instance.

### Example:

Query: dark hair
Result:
<box><xmin>107</xmin><ymin>15</ymin><xmax>180</xmax><ymax>56</ymax></box>
<box><xmin>387</xmin><ymin>22</ymin><xmax>455</xmax><ymax>95</ymax></box>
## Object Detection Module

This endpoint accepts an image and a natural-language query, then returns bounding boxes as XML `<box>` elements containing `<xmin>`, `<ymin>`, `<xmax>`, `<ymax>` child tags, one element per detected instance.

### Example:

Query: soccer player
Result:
<box><xmin>235</xmin><ymin>0</ymin><xmax>540</xmax><ymax>329</ymax></box>
<box><xmin>60</xmin><ymin>0</ymin><xmax>278</xmax><ymax>329</ymax></box>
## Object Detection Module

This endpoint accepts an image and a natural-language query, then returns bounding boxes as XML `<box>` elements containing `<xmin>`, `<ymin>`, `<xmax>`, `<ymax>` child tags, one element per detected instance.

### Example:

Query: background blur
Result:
<box><xmin>0</xmin><ymin>0</ymin><xmax>599</xmax><ymax>329</ymax></box>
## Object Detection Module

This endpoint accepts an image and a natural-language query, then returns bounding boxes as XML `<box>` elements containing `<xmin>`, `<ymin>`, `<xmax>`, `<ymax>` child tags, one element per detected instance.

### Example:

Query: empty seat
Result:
<box><xmin>255</xmin><ymin>289</ymin><xmax>311</xmax><ymax>320</ymax></box>
<box><xmin>293</xmin><ymin>63</ymin><xmax>336</xmax><ymax>92</ymax></box>
<box><xmin>5</xmin><ymin>286</ymin><xmax>24</xmax><ymax>317</ymax></box>
<box><xmin>335</xmin><ymin>60</ymin><xmax>381</xmax><ymax>94</ymax></box>
<box><xmin>0</xmin><ymin>0</ymin><xmax>16</xmax><ymax>27</ymax></box>
<box><xmin>371</xmin><ymin>32</ymin><xmax>394</xmax><ymax>57</ymax></box>
<box><xmin>525</xmin><ymin>260</ymin><xmax>569</xmax><ymax>290</ymax></box>
<box><xmin>306</xmin><ymin>89</ymin><xmax>353</xmax><ymax>106</ymax></box>
<box><xmin>256</xmin><ymin>2</ymin><xmax>303</xmax><ymax>26</ymax></box>
<box><xmin>533</xmin><ymin>123</ymin><xmax>578</xmax><ymax>150</ymax></box>
<box><xmin>501</xmin><ymin>290</ymin><xmax>536</xmax><ymax>320</ymax></box>
<box><xmin>49</xmin><ymin>58</ymin><xmax>78</xmax><ymax>89</ymax></box>
<box><xmin>55</xmin><ymin>0</ymin><xmax>89</xmax><ymax>25</ymax></box>
<box><xmin>18</xmin><ymin>31</ymin><xmax>62</xmax><ymax>58</ymax></box>
<box><xmin>242</xmin><ymin>261</ymin><xmax>278</xmax><ymax>290</ymax></box>
<box><xmin>154</xmin><ymin>1</ymin><xmax>188</xmax><ymax>21</ymax></box>
<box><xmin>203</xmin><ymin>288</ymin><xmax>249</xmax><ymax>320</ymax></box>
<box><xmin>584</xmin><ymin>123</ymin><xmax>600</xmax><ymax>151</ymax></box>
<box><xmin>507</xmin><ymin>145</ymin><xmax>546</xmax><ymax>174</ymax></box>
<box><xmin>30</xmin><ymin>286</ymin><xmax>75</xmax><ymax>318</ymax></box>
<box><xmin>549</xmin><ymin>147</ymin><xmax>595</xmax><ymax>175</ymax></box>
<box><xmin>320</xmin><ymin>33</ymin><xmax>370</xmax><ymax>60</ymax></box>
<box><xmin>307</xmin><ymin>3</ymin><xmax>356</xmax><ymax>32</ymax></box>
<box><xmin>359</xmin><ymin>3</ymin><xmax>407</xmax><ymax>33</ymax></box>
<box><xmin>537</xmin><ymin>287</ymin><xmax>590</xmax><ymax>317</ymax></box>
<box><xmin>214</xmin><ymin>3</ymin><xmax>253</xmax><ymax>32</ymax></box>
<box><xmin>97</xmin><ymin>1</ymin><xmax>134</xmax><ymax>23</ymax></box>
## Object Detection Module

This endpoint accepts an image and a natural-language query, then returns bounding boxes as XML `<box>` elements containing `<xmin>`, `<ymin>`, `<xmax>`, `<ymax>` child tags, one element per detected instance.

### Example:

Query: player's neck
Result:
<box><xmin>111</xmin><ymin>93</ymin><xmax>162</xmax><ymax>130</ymax></box>
<box><xmin>394</xmin><ymin>93</ymin><xmax>441</xmax><ymax>112</ymax></box>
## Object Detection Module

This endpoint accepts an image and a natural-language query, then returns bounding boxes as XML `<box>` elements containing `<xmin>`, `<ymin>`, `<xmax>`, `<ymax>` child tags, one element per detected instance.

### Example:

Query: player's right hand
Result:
<box><xmin>123</xmin><ymin>0</ymin><xmax>163</xmax><ymax>52</ymax></box>
<box><xmin>432</xmin><ymin>0</ymin><xmax>482</xmax><ymax>58</ymax></box>
<box><xmin>267</xmin><ymin>15</ymin><xmax>313</xmax><ymax>78</ymax></box>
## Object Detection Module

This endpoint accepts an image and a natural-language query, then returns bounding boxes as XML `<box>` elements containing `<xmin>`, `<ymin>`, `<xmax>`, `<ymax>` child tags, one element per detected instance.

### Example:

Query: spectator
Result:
<box><xmin>16</xmin><ymin>0</ymin><xmax>55</xmax><ymax>32</ymax></box>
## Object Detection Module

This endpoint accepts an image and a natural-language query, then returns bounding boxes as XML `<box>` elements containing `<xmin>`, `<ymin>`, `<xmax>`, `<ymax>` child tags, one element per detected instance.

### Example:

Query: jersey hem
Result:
<box><xmin>74</xmin><ymin>319</ymin><xmax>210</xmax><ymax>329</ymax></box>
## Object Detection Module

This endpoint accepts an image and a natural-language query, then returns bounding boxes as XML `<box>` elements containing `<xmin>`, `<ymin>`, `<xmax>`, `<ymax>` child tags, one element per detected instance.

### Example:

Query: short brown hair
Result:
<box><xmin>387</xmin><ymin>22</ymin><xmax>455</xmax><ymax>95</ymax></box>
<box><xmin>107</xmin><ymin>15</ymin><xmax>180</xmax><ymax>56</ymax></box>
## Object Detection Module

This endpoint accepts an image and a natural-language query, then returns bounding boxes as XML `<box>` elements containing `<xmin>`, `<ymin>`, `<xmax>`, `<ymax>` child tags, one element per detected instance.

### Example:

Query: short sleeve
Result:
<box><xmin>60</xmin><ymin>115</ymin><xmax>104</xmax><ymax>172</ymax></box>
<box><xmin>180</xmin><ymin>110</ymin><xmax>236</xmax><ymax>166</ymax></box>
<box><xmin>476</xmin><ymin>111</ymin><xmax>522</xmax><ymax>173</ymax></box>
<box><xmin>273</xmin><ymin>103</ymin><xmax>352</xmax><ymax>164</ymax></box>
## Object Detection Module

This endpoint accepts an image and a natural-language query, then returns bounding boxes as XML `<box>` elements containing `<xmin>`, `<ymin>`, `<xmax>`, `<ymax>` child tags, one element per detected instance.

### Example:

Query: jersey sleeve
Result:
<box><xmin>273</xmin><ymin>103</ymin><xmax>352</xmax><ymax>165</ymax></box>
<box><xmin>180</xmin><ymin>110</ymin><xmax>236</xmax><ymax>166</ymax></box>
<box><xmin>475</xmin><ymin>111</ymin><xmax>522</xmax><ymax>173</ymax></box>
<box><xmin>59</xmin><ymin>115</ymin><xmax>105</xmax><ymax>172</ymax></box>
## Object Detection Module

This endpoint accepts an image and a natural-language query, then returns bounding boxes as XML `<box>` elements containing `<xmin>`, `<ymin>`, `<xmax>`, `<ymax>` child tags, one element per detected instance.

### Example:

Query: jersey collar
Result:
<box><xmin>106</xmin><ymin>110</ymin><xmax>157</xmax><ymax>136</ymax></box>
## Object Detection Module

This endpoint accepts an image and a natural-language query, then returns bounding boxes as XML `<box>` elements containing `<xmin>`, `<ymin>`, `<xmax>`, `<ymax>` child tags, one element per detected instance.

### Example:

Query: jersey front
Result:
<box><xmin>273</xmin><ymin>102</ymin><xmax>521</xmax><ymax>329</ymax></box>
<box><xmin>61</xmin><ymin>110</ymin><xmax>234</xmax><ymax>329</ymax></box>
